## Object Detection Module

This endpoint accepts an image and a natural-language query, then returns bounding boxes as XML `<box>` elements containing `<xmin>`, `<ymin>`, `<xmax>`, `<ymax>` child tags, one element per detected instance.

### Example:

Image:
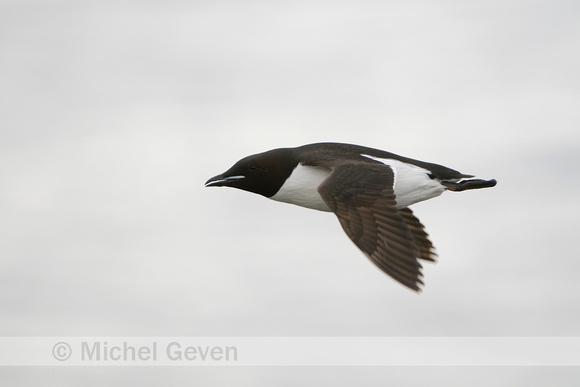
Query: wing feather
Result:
<box><xmin>317</xmin><ymin>162</ymin><xmax>435</xmax><ymax>291</ymax></box>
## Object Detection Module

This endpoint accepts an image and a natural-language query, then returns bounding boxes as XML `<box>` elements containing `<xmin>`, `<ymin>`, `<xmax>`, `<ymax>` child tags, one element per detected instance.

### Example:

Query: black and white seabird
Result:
<box><xmin>205</xmin><ymin>142</ymin><xmax>496</xmax><ymax>291</ymax></box>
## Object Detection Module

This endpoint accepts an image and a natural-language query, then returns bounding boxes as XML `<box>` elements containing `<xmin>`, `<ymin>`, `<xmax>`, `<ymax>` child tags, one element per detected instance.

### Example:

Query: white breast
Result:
<box><xmin>270</xmin><ymin>164</ymin><xmax>332</xmax><ymax>212</ymax></box>
<box><xmin>361</xmin><ymin>155</ymin><xmax>445</xmax><ymax>209</ymax></box>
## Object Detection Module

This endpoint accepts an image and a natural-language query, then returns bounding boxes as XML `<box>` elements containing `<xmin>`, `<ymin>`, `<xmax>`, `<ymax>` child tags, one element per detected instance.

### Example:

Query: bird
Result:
<box><xmin>205</xmin><ymin>142</ymin><xmax>496</xmax><ymax>291</ymax></box>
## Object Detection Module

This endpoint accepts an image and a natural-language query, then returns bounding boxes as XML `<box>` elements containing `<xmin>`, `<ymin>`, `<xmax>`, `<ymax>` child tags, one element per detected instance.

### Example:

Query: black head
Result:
<box><xmin>205</xmin><ymin>148</ymin><xmax>297</xmax><ymax>198</ymax></box>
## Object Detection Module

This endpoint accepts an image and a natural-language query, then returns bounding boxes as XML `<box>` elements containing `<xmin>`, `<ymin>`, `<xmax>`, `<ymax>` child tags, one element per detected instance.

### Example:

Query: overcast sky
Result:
<box><xmin>1</xmin><ymin>0</ymin><xmax>579</xmax><ymax>385</ymax></box>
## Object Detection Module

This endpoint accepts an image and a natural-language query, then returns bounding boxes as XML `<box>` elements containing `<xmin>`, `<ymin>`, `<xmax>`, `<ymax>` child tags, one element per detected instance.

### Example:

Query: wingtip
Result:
<box><xmin>407</xmin><ymin>282</ymin><xmax>424</xmax><ymax>293</ymax></box>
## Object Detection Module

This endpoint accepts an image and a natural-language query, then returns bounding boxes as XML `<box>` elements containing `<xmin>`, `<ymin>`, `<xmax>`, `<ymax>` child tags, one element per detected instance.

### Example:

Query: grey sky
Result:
<box><xmin>1</xmin><ymin>0</ymin><xmax>579</xmax><ymax>385</ymax></box>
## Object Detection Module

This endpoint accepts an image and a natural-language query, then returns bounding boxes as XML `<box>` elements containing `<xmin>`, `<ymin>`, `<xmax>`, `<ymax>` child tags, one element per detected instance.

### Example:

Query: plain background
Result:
<box><xmin>1</xmin><ymin>0</ymin><xmax>579</xmax><ymax>385</ymax></box>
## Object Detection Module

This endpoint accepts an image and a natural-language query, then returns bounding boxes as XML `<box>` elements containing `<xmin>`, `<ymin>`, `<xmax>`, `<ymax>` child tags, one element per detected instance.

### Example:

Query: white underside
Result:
<box><xmin>270</xmin><ymin>164</ymin><xmax>332</xmax><ymax>211</ymax></box>
<box><xmin>270</xmin><ymin>156</ymin><xmax>446</xmax><ymax>211</ymax></box>
<box><xmin>361</xmin><ymin>155</ymin><xmax>445</xmax><ymax>209</ymax></box>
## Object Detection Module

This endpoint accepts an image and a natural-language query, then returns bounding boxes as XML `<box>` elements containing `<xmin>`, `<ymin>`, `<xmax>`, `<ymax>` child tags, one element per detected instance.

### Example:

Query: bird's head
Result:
<box><xmin>205</xmin><ymin>148</ymin><xmax>296</xmax><ymax>198</ymax></box>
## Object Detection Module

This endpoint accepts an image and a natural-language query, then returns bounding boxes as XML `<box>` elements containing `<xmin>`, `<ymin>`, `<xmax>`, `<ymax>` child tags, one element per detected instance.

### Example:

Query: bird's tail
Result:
<box><xmin>442</xmin><ymin>178</ymin><xmax>497</xmax><ymax>192</ymax></box>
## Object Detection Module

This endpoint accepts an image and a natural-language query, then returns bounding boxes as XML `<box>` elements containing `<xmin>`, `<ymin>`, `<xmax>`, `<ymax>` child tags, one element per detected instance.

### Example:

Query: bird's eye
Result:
<box><xmin>248</xmin><ymin>165</ymin><xmax>264</xmax><ymax>172</ymax></box>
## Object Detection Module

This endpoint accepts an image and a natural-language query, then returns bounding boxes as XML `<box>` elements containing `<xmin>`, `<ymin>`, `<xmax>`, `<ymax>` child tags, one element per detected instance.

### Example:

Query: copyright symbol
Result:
<box><xmin>52</xmin><ymin>342</ymin><xmax>72</xmax><ymax>361</ymax></box>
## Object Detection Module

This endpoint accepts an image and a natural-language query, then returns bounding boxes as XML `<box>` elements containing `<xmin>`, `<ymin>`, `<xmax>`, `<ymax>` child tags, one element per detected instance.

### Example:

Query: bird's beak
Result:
<box><xmin>204</xmin><ymin>174</ymin><xmax>245</xmax><ymax>187</ymax></box>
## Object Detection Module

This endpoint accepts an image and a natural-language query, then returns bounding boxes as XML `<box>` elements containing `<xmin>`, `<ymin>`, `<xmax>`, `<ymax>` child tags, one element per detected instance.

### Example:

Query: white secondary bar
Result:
<box><xmin>1</xmin><ymin>337</ymin><xmax>579</xmax><ymax>366</ymax></box>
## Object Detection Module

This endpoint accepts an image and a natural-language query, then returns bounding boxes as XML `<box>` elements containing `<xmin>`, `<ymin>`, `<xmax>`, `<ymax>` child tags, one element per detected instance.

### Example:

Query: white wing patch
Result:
<box><xmin>361</xmin><ymin>154</ymin><xmax>445</xmax><ymax>208</ymax></box>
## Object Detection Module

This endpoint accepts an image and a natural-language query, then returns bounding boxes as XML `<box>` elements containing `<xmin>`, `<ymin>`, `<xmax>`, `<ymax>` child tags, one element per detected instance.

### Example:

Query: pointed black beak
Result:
<box><xmin>205</xmin><ymin>174</ymin><xmax>245</xmax><ymax>187</ymax></box>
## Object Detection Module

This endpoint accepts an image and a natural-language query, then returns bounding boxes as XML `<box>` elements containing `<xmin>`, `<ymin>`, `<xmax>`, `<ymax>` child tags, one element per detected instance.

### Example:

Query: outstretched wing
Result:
<box><xmin>317</xmin><ymin>162</ymin><xmax>435</xmax><ymax>291</ymax></box>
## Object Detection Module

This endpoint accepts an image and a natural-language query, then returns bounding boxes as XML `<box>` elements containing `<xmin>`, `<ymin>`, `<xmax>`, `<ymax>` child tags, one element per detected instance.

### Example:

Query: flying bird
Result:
<box><xmin>205</xmin><ymin>142</ymin><xmax>496</xmax><ymax>291</ymax></box>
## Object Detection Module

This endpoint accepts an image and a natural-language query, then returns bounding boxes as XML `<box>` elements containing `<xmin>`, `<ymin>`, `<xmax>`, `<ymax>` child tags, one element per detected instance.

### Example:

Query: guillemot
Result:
<box><xmin>205</xmin><ymin>142</ymin><xmax>496</xmax><ymax>291</ymax></box>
